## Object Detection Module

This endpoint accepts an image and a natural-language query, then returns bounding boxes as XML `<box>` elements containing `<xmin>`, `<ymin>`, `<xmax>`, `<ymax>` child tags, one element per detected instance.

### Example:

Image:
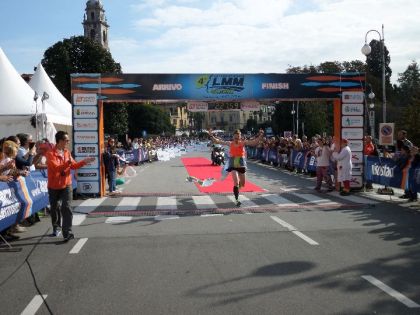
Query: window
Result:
<box><xmin>103</xmin><ymin>30</ymin><xmax>107</xmax><ymax>42</ymax></box>
<box><xmin>91</xmin><ymin>12</ymin><xmax>94</xmax><ymax>20</ymax></box>
<box><xmin>230</xmin><ymin>115</ymin><xmax>233</xmax><ymax>122</ymax></box>
<box><xmin>90</xmin><ymin>29</ymin><xmax>96</xmax><ymax>40</ymax></box>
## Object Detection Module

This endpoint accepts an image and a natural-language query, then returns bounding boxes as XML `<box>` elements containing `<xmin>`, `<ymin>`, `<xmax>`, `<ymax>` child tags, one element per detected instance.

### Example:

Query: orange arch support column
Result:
<box><xmin>98</xmin><ymin>100</ymin><xmax>106</xmax><ymax>197</ymax></box>
<box><xmin>333</xmin><ymin>98</ymin><xmax>341</xmax><ymax>143</ymax></box>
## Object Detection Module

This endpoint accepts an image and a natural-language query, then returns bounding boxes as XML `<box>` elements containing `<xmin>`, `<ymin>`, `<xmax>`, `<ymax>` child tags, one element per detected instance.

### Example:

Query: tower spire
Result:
<box><xmin>83</xmin><ymin>0</ymin><xmax>109</xmax><ymax>50</ymax></box>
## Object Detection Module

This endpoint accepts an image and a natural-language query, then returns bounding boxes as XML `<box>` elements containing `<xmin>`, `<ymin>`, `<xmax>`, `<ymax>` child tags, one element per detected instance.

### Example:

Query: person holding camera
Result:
<box><xmin>15</xmin><ymin>133</ymin><xmax>37</xmax><ymax>171</ymax></box>
<box><xmin>46</xmin><ymin>131</ymin><xmax>95</xmax><ymax>241</ymax></box>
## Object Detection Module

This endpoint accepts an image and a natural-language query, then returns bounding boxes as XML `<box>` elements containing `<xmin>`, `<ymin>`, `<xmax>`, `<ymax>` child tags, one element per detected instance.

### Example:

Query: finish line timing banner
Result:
<box><xmin>71</xmin><ymin>73</ymin><xmax>365</xmax><ymax>101</ymax></box>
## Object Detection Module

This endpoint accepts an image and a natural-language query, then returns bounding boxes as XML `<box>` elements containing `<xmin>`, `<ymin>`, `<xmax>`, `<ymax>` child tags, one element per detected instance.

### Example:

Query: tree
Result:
<box><xmin>127</xmin><ymin>103</ymin><xmax>174</xmax><ymax>137</ymax></box>
<box><xmin>41</xmin><ymin>36</ymin><xmax>121</xmax><ymax>101</ymax></box>
<box><xmin>396</xmin><ymin>61</ymin><xmax>420</xmax><ymax>103</ymax></box>
<box><xmin>103</xmin><ymin>102</ymin><xmax>129</xmax><ymax>136</ymax></box>
<box><xmin>395</xmin><ymin>61</ymin><xmax>420</xmax><ymax>145</ymax></box>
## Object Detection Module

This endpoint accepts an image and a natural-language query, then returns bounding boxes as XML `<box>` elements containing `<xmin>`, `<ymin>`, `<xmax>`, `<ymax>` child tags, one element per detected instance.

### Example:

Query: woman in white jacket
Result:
<box><xmin>332</xmin><ymin>138</ymin><xmax>352</xmax><ymax>196</ymax></box>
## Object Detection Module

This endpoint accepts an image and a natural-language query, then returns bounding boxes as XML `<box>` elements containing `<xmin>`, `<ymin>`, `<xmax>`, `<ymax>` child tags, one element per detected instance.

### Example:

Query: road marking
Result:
<box><xmin>270</xmin><ymin>216</ymin><xmax>319</xmax><ymax>245</ymax></box>
<box><xmin>261</xmin><ymin>193</ymin><xmax>296</xmax><ymax>207</ymax></box>
<box><xmin>73</xmin><ymin>214</ymin><xmax>86</xmax><ymax>226</ymax></box>
<box><xmin>192</xmin><ymin>195</ymin><xmax>217</xmax><ymax>209</ymax></box>
<box><xmin>227</xmin><ymin>195</ymin><xmax>258</xmax><ymax>208</ymax></box>
<box><xmin>156</xmin><ymin>196</ymin><xmax>177</xmax><ymax>210</ymax></box>
<box><xmin>115</xmin><ymin>197</ymin><xmax>142</xmax><ymax>211</ymax></box>
<box><xmin>21</xmin><ymin>295</ymin><xmax>47</xmax><ymax>315</ymax></box>
<box><xmin>154</xmin><ymin>215</ymin><xmax>180</xmax><ymax>221</ymax></box>
<box><xmin>69</xmin><ymin>238</ymin><xmax>88</xmax><ymax>254</ymax></box>
<box><xmin>74</xmin><ymin>198</ymin><xmax>106</xmax><ymax>214</ymax></box>
<box><xmin>362</xmin><ymin>275</ymin><xmax>420</xmax><ymax>308</ymax></box>
<box><xmin>299</xmin><ymin>193</ymin><xmax>339</xmax><ymax>206</ymax></box>
<box><xmin>200</xmin><ymin>214</ymin><xmax>224</xmax><ymax>217</ymax></box>
<box><xmin>331</xmin><ymin>191</ymin><xmax>378</xmax><ymax>204</ymax></box>
<box><xmin>105</xmin><ymin>216</ymin><xmax>133</xmax><ymax>224</ymax></box>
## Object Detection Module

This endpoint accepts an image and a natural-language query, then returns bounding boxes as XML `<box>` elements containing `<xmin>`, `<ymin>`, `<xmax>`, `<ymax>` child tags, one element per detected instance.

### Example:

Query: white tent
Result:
<box><xmin>0</xmin><ymin>47</ymin><xmax>64</xmax><ymax>141</ymax></box>
<box><xmin>29</xmin><ymin>63</ymin><xmax>72</xmax><ymax>126</ymax></box>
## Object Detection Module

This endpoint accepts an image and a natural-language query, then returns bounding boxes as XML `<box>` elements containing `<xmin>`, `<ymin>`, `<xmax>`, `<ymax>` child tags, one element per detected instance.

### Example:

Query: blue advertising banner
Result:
<box><xmin>365</xmin><ymin>156</ymin><xmax>405</xmax><ymax>188</ymax></box>
<box><xmin>293</xmin><ymin>150</ymin><xmax>306</xmax><ymax>169</ymax></box>
<box><xmin>0</xmin><ymin>171</ymin><xmax>50</xmax><ymax>232</ymax></box>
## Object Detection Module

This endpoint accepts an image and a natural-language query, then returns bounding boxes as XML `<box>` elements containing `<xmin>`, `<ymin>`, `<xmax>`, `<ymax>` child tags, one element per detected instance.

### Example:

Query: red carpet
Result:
<box><xmin>182</xmin><ymin>157</ymin><xmax>265</xmax><ymax>193</ymax></box>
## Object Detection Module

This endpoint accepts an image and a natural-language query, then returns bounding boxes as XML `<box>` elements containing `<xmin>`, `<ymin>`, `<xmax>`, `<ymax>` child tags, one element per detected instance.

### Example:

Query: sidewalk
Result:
<box><xmin>358</xmin><ymin>183</ymin><xmax>420</xmax><ymax>211</ymax></box>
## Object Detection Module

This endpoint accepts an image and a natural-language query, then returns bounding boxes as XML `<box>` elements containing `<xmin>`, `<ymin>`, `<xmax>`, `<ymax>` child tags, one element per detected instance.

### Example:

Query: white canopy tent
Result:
<box><xmin>29</xmin><ymin>63</ymin><xmax>72</xmax><ymax>126</ymax></box>
<box><xmin>0</xmin><ymin>47</ymin><xmax>71</xmax><ymax>142</ymax></box>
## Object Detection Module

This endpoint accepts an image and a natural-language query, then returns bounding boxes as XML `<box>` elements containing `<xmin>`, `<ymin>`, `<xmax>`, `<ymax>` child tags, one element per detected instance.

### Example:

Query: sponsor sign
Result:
<box><xmin>342</xmin><ymin>92</ymin><xmax>364</xmax><ymax>104</ymax></box>
<box><xmin>350</xmin><ymin>176</ymin><xmax>363</xmax><ymax>188</ymax></box>
<box><xmin>342</xmin><ymin>116</ymin><xmax>364</xmax><ymax>127</ymax></box>
<box><xmin>73</xmin><ymin>106</ymin><xmax>98</xmax><ymax>119</ymax></box>
<box><xmin>284</xmin><ymin>131</ymin><xmax>292</xmax><ymax>138</ymax></box>
<box><xmin>351</xmin><ymin>152</ymin><xmax>364</xmax><ymax>163</ymax></box>
<box><xmin>73</xmin><ymin>93</ymin><xmax>97</xmax><ymax>106</ymax></box>
<box><xmin>352</xmin><ymin>163</ymin><xmax>364</xmax><ymax>176</ymax></box>
<box><xmin>74</xmin><ymin>119</ymin><xmax>98</xmax><ymax>131</ymax></box>
<box><xmin>342</xmin><ymin>103</ymin><xmax>364</xmax><ymax>116</ymax></box>
<box><xmin>187</xmin><ymin>102</ymin><xmax>208</xmax><ymax>112</ymax></box>
<box><xmin>348</xmin><ymin>140</ymin><xmax>363</xmax><ymax>152</ymax></box>
<box><xmin>194</xmin><ymin>74</ymin><xmax>249</xmax><ymax>99</ymax></box>
<box><xmin>241</xmin><ymin>101</ymin><xmax>260</xmax><ymax>111</ymax></box>
<box><xmin>76</xmin><ymin>156</ymin><xmax>99</xmax><ymax>169</ymax></box>
<box><xmin>342</xmin><ymin>128</ymin><xmax>364</xmax><ymax>140</ymax></box>
<box><xmin>76</xmin><ymin>169</ymin><xmax>99</xmax><ymax>181</ymax></box>
<box><xmin>74</xmin><ymin>144</ymin><xmax>98</xmax><ymax>157</ymax></box>
<box><xmin>77</xmin><ymin>181</ymin><xmax>100</xmax><ymax>194</ymax></box>
<box><xmin>74</xmin><ymin>131</ymin><xmax>99</xmax><ymax>144</ymax></box>
<box><xmin>379</xmin><ymin>123</ymin><xmax>394</xmax><ymax>146</ymax></box>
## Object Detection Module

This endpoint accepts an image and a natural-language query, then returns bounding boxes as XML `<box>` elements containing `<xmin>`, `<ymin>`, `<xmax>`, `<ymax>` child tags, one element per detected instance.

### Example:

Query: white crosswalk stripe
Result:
<box><xmin>73</xmin><ymin>214</ymin><xmax>87</xmax><ymax>226</ymax></box>
<box><xmin>115</xmin><ymin>197</ymin><xmax>142</xmax><ymax>211</ymax></box>
<box><xmin>329</xmin><ymin>191</ymin><xmax>379</xmax><ymax>204</ymax></box>
<box><xmin>156</xmin><ymin>196</ymin><xmax>177</xmax><ymax>210</ymax></box>
<box><xmin>261</xmin><ymin>194</ymin><xmax>296</xmax><ymax>207</ymax></box>
<box><xmin>192</xmin><ymin>195</ymin><xmax>217</xmax><ymax>209</ymax></box>
<box><xmin>105</xmin><ymin>216</ymin><xmax>133</xmax><ymax>224</ymax></box>
<box><xmin>74</xmin><ymin>198</ymin><xmax>107</xmax><ymax>214</ymax></box>
<box><xmin>227</xmin><ymin>195</ymin><xmax>259</xmax><ymax>208</ymax></box>
<box><xmin>298</xmin><ymin>194</ymin><xmax>340</xmax><ymax>206</ymax></box>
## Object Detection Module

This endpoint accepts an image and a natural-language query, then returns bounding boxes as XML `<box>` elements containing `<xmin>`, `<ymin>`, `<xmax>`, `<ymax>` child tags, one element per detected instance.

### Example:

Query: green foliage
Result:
<box><xmin>103</xmin><ymin>102</ymin><xmax>129</xmax><ymax>136</ymax></box>
<box><xmin>41</xmin><ymin>36</ymin><xmax>121</xmax><ymax>100</ymax></box>
<box><xmin>127</xmin><ymin>103</ymin><xmax>174</xmax><ymax>137</ymax></box>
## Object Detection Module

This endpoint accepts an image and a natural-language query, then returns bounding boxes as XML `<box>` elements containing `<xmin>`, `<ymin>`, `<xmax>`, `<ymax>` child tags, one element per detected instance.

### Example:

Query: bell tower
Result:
<box><xmin>83</xmin><ymin>0</ymin><xmax>109</xmax><ymax>50</ymax></box>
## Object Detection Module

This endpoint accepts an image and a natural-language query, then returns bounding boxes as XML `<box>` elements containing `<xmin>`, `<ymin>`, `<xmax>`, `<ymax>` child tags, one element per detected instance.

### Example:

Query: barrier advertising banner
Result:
<box><xmin>0</xmin><ymin>171</ymin><xmax>49</xmax><ymax>232</ymax></box>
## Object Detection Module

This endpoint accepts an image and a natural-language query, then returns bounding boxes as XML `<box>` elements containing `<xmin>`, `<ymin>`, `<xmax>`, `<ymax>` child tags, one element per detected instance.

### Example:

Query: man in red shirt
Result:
<box><xmin>46</xmin><ymin>131</ymin><xmax>94</xmax><ymax>241</ymax></box>
<box><xmin>364</xmin><ymin>135</ymin><xmax>377</xmax><ymax>190</ymax></box>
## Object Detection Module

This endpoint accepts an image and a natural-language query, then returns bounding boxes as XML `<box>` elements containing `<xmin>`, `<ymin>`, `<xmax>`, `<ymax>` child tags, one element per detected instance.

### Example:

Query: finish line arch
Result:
<box><xmin>71</xmin><ymin>73</ymin><xmax>365</xmax><ymax>197</ymax></box>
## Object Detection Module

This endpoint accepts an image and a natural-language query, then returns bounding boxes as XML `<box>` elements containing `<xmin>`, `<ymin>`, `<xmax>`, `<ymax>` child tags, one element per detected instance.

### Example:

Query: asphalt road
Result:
<box><xmin>1</xmin><ymin>149</ymin><xmax>420</xmax><ymax>315</ymax></box>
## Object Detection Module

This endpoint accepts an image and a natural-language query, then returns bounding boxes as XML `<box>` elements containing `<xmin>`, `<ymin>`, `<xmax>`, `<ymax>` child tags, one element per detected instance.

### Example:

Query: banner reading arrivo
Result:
<box><xmin>71</xmin><ymin>72</ymin><xmax>365</xmax><ymax>196</ymax></box>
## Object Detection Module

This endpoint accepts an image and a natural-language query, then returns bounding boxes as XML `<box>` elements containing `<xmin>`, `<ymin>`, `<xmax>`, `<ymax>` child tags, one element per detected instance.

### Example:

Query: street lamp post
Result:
<box><xmin>291</xmin><ymin>103</ymin><xmax>296</xmax><ymax>135</ymax></box>
<box><xmin>368</xmin><ymin>90</ymin><xmax>375</xmax><ymax>139</ymax></box>
<box><xmin>361</xmin><ymin>24</ymin><xmax>386</xmax><ymax>123</ymax></box>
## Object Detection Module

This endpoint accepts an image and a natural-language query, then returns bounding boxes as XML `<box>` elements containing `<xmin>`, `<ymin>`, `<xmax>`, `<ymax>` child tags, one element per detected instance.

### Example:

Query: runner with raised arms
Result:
<box><xmin>208</xmin><ymin>128</ymin><xmax>264</xmax><ymax>206</ymax></box>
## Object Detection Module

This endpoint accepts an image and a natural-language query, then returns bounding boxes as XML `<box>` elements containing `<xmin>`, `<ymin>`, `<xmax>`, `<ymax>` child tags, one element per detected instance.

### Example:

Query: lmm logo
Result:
<box><xmin>196</xmin><ymin>75</ymin><xmax>245</xmax><ymax>94</ymax></box>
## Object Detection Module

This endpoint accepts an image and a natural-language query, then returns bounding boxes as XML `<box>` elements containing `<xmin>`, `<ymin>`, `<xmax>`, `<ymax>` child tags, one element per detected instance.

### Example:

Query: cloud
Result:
<box><xmin>114</xmin><ymin>0</ymin><xmax>420</xmax><ymax>82</ymax></box>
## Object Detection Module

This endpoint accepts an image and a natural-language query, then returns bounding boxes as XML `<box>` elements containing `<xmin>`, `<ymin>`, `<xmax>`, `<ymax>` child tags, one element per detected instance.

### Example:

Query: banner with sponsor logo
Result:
<box><xmin>0</xmin><ymin>171</ymin><xmax>49</xmax><ymax>232</ymax></box>
<box><xmin>71</xmin><ymin>73</ymin><xmax>365</xmax><ymax>101</ymax></box>
<box><xmin>365</xmin><ymin>156</ymin><xmax>405</xmax><ymax>188</ymax></box>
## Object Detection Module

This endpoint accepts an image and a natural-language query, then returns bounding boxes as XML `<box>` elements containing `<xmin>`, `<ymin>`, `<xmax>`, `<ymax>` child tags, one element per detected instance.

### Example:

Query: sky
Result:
<box><xmin>1</xmin><ymin>0</ymin><xmax>419</xmax><ymax>84</ymax></box>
